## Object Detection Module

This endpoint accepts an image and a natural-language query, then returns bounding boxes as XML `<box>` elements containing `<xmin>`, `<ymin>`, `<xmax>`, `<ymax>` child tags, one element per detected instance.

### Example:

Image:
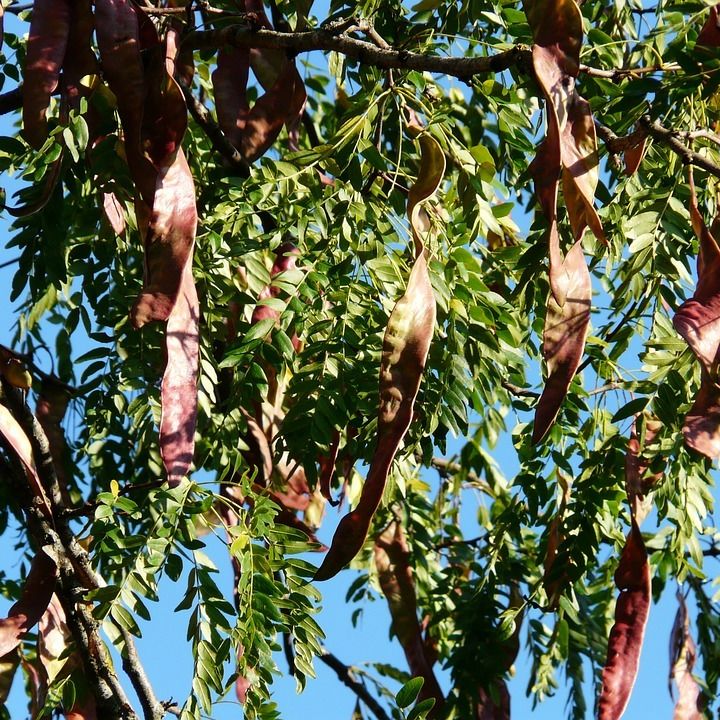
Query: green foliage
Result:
<box><xmin>2</xmin><ymin>0</ymin><xmax>720</xmax><ymax>719</ymax></box>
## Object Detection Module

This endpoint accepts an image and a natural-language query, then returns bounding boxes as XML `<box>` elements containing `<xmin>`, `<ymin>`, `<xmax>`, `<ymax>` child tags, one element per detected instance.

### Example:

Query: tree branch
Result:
<box><xmin>1</xmin><ymin>382</ymin><xmax>141</xmax><ymax>719</ymax></box>
<box><xmin>179</xmin><ymin>81</ymin><xmax>250</xmax><ymax>176</ymax></box>
<box><xmin>187</xmin><ymin>26</ymin><xmax>532</xmax><ymax>80</ymax></box>
<box><xmin>640</xmin><ymin>114</ymin><xmax>720</xmax><ymax>180</ymax></box>
<box><xmin>428</xmin><ymin>456</ymin><xmax>495</xmax><ymax>497</ymax></box>
<box><xmin>112</xmin><ymin>618</ymin><xmax>165</xmax><ymax>720</ymax></box>
<box><xmin>318</xmin><ymin>650</ymin><xmax>392</xmax><ymax>720</ymax></box>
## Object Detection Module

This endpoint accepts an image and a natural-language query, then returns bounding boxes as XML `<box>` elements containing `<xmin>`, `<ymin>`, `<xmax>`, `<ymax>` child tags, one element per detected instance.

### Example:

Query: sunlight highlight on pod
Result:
<box><xmin>315</xmin><ymin>131</ymin><xmax>443</xmax><ymax>580</ymax></box>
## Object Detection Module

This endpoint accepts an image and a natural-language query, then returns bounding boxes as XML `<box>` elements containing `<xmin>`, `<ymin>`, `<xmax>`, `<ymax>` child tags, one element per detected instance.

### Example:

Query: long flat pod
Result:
<box><xmin>158</xmin><ymin>166</ymin><xmax>199</xmax><ymax>487</ymax></box>
<box><xmin>526</xmin><ymin>0</ymin><xmax>600</xmax><ymax>443</ymax></box>
<box><xmin>674</xmin><ymin>170</ymin><xmax>720</xmax><ymax>457</ymax></box>
<box><xmin>60</xmin><ymin>0</ymin><xmax>97</xmax><ymax>114</ymax></box>
<box><xmin>315</xmin><ymin>133</ymin><xmax>442</xmax><ymax>580</ymax></box>
<box><xmin>22</xmin><ymin>0</ymin><xmax>71</xmax><ymax>148</ymax></box>
<box><xmin>669</xmin><ymin>593</ymin><xmax>703</xmax><ymax>720</ymax></box>
<box><xmin>0</xmin><ymin>404</ymin><xmax>52</xmax><ymax>518</ymax></box>
<box><xmin>0</xmin><ymin>548</ymin><xmax>57</xmax><ymax>657</ymax></box>
<box><xmin>374</xmin><ymin>521</ymin><xmax>444</xmax><ymax>713</ymax></box>
<box><xmin>94</xmin><ymin>0</ymin><xmax>154</xmax><ymax>204</ymax></box>
<box><xmin>598</xmin><ymin>522</ymin><xmax>650</xmax><ymax>720</ymax></box>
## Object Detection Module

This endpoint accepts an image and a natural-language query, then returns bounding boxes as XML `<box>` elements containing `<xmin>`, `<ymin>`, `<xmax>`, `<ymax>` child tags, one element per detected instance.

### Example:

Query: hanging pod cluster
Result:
<box><xmin>20</xmin><ymin>1</ymin><xmax>308</xmax><ymax>487</ymax></box>
<box><xmin>523</xmin><ymin>0</ymin><xmax>605</xmax><ymax>445</ymax></box>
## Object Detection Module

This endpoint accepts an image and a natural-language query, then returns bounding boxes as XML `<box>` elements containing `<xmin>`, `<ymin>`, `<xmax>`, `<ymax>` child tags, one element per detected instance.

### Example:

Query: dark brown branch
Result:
<box><xmin>0</xmin><ymin>87</ymin><xmax>22</xmax><ymax>115</ymax></box>
<box><xmin>188</xmin><ymin>26</ymin><xmax>531</xmax><ymax>81</ymax></box>
<box><xmin>598</xmin><ymin>116</ymin><xmax>720</xmax><ymax>181</ymax></box>
<box><xmin>318</xmin><ymin>650</ymin><xmax>392</xmax><ymax>720</ymax></box>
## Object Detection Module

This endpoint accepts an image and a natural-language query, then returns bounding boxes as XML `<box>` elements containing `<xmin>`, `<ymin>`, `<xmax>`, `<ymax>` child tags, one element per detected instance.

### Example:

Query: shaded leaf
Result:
<box><xmin>396</xmin><ymin>676</ymin><xmax>424</xmax><ymax>709</ymax></box>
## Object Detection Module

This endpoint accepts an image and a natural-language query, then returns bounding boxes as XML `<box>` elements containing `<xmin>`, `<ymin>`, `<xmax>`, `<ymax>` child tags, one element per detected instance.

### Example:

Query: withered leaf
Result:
<box><xmin>22</xmin><ymin>0</ymin><xmax>71</xmax><ymax>148</ymax></box>
<box><xmin>669</xmin><ymin>592</ymin><xmax>702</xmax><ymax>720</ymax></box>
<box><xmin>598</xmin><ymin>522</ymin><xmax>651</xmax><ymax>720</ymax></box>
<box><xmin>0</xmin><ymin>549</ymin><xmax>57</xmax><ymax>657</ymax></box>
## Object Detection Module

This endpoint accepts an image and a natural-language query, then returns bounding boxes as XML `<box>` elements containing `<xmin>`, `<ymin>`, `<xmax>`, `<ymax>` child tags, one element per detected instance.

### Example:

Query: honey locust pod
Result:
<box><xmin>525</xmin><ymin>0</ymin><xmax>603</xmax><ymax>443</ymax></box>
<box><xmin>315</xmin><ymin>132</ymin><xmax>442</xmax><ymax>580</ymax></box>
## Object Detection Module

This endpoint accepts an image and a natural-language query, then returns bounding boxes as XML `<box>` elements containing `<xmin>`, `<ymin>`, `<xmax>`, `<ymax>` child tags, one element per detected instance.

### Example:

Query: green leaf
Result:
<box><xmin>396</xmin><ymin>677</ymin><xmax>424</xmax><ymax>709</ymax></box>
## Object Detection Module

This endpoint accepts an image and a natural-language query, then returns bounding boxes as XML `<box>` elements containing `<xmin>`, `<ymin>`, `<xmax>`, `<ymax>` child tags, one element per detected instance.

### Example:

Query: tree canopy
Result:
<box><xmin>0</xmin><ymin>0</ymin><xmax>719</xmax><ymax>718</ymax></box>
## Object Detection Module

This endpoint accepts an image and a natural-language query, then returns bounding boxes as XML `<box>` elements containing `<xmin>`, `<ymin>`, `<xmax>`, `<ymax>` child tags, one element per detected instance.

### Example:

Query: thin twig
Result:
<box><xmin>112</xmin><ymin>618</ymin><xmax>165</xmax><ymax>720</ymax></box>
<box><xmin>428</xmin><ymin>456</ymin><xmax>495</xmax><ymax>497</ymax></box>
<box><xmin>178</xmin><ymin>82</ymin><xmax>249</xmax><ymax>176</ymax></box>
<box><xmin>0</xmin><ymin>255</ymin><xmax>20</xmax><ymax>270</ymax></box>
<box><xmin>640</xmin><ymin>114</ymin><xmax>720</xmax><ymax>180</ymax></box>
<box><xmin>318</xmin><ymin>650</ymin><xmax>392</xmax><ymax>720</ymax></box>
<box><xmin>502</xmin><ymin>380</ymin><xmax>540</xmax><ymax>399</ymax></box>
<box><xmin>579</xmin><ymin>62</ymin><xmax>680</xmax><ymax>79</ymax></box>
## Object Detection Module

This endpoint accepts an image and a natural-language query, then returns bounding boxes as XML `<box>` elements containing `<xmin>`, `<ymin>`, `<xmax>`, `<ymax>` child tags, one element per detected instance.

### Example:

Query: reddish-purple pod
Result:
<box><xmin>598</xmin><ymin>523</ymin><xmax>651</xmax><ymax>720</ymax></box>
<box><xmin>23</xmin><ymin>0</ymin><xmax>71</xmax><ymax>148</ymax></box>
